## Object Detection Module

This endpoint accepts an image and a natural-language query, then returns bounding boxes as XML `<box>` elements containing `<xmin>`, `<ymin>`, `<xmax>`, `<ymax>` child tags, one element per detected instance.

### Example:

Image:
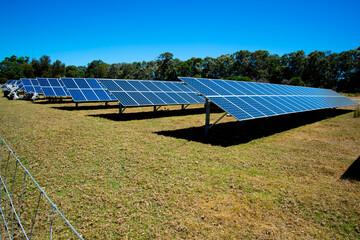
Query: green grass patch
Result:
<box><xmin>0</xmin><ymin>97</ymin><xmax>359</xmax><ymax>239</ymax></box>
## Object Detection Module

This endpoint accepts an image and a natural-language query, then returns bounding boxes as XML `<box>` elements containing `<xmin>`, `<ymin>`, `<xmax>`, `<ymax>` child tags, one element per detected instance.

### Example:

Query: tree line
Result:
<box><xmin>0</xmin><ymin>47</ymin><xmax>359</xmax><ymax>92</ymax></box>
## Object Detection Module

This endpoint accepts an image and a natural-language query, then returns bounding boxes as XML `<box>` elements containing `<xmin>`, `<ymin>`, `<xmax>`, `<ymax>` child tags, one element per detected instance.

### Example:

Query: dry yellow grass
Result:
<box><xmin>0</xmin><ymin>96</ymin><xmax>359</xmax><ymax>239</ymax></box>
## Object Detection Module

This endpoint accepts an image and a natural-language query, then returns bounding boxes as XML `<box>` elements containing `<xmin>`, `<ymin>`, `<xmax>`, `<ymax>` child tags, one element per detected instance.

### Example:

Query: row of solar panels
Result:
<box><xmin>179</xmin><ymin>77</ymin><xmax>358</xmax><ymax>122</ymax></box>
<box><xmin>2</xmin><ymin>78</ymin><xmax>358</xmax><ymax>124</ymax></box>
<box><xmin>1</xmin><ymin>78</ymin><xmax>205</xmax><ymax>106</ymax></box>
<box><xmin>1</xmin><ymin>79</ymin><xmax>25</xmax><ymax>91</ymax></box>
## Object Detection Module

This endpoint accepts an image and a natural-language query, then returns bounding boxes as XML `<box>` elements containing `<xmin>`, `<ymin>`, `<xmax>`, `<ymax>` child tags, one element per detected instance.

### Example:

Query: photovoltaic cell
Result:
<box><xmin>61</xmin><ymin>78</ymin><xmax>116</xmax><ymax>102</ymax></box>
<box><xmin>1</xmin><ymin>80</ymin><xmax>17</xmax><ymax>88</ymax></box>
<box><xmin>98</xmin><ymin>79</ymin><xmax>205</xmax><ymax>107</ymax></box>
<box><xmin>179</xmin><ymin>77</ymin><xmax>359</xmax><ymax>122</ymax></box>
<box><xmin>20</xmin><ymin>79</ymin><xmax>44</xmax><ymax>94</ymax></box>
<box><xmin>37</xmin><ymin>78</ymin><xmax>69</xmax><ymax>97</ymax></box>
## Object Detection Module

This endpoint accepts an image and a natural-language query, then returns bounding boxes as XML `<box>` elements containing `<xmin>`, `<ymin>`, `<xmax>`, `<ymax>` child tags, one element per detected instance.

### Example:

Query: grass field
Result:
<box><xmin>0</xmin><ymin>95</ymin><xmax>359</xmax><ymax>239</ymax></box>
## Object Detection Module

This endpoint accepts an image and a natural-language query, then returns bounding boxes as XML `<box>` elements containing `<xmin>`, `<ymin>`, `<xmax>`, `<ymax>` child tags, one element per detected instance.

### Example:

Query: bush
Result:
<box><xmin>225</xmin><ymin>76</ymin><xmax>252</xmax><ymax>81</ymax></box>
<box><xmin>289</xmin><ymin>77</ymin><xmax>305</xmax><ymax>86</ymax></box>
<box><xmin>0</xmin><ymin>77</ymin><xmax>7</xmax><ymax>84</ymax></box>
<box><xmin>354</xmin><ymin>106</ymin><xmax>360</xmax><ymax>118</ymax></box>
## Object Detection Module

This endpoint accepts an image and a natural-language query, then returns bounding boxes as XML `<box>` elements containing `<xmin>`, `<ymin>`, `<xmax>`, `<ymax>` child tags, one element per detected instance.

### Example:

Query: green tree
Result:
<box><xmin>65</xmin><ymin>65</ymin><xmax>86</xmax><ymax>78</ymax></box>
<box><xmin>281</xmin><ymin>50</ymin><xmax>306</xmax><ymax>80</ymax></box>
<box><xmin>248</xmin><ymin>50</ymin><xmax>270</xmax><ymax>81</ymax></box>
<box><xmin>289</xmin><ymin>77</ymin><xmax>305</xmax><ymax>86</ymax></box>
<box><xmin>155</xmin><ymin>52</ymin><xmax>178</xmax><ymax>81</ymax></box>
<box><xmin>86</xmin><ymin>60</ymin><xmax>109</xmax><ymax>78</ymax></box>
<box><xmin>22</xmin><ymin>63</ymin><xmax>34</xmax><ymax>78</ymax></box>
<box><xmin>0</xmin><ymin>55</ymin><xmax>25</xmax><ymax>81</ymax></box>
<box><xmin>303</xmin><ymin>51</ymin><xmax>329</xmax><ymax>87</ymax></box>
<box><xmin>233</xmin><ymin>50</ymin><xmax>252</xmax><ymax>77</ymax></box>
<box><xmin>51</xmin><ymin>60</ymin><xmax>65</xmax><ymax>77</ymax></box>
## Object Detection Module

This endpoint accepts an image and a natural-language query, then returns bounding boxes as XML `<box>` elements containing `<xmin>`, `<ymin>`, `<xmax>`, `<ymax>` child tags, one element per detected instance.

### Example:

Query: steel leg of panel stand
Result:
<box><xmin>154</xmin><ymin>106</ymin><xmax>161</xmax><ymax>112</ymax></box>
<box><xmin>205</xmin><ymin>99</ymin><xmax>210</xmax><ymax>136</ymax></box>
<box><xmin>119</xmin><ymin>104</ymin><xmax>127</xmax><ymax>116</ymax></box>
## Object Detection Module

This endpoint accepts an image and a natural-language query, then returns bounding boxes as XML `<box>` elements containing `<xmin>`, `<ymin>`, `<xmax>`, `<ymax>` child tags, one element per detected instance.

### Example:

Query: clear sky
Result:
<box><xmin>0</xmin><ymin>0</ymin><xmax>359</xmax><ymax>66</ymax></box>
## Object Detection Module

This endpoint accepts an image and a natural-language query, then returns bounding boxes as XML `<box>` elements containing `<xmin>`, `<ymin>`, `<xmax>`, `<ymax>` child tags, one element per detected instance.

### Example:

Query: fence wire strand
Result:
<box><xmin>0</xmin><ymin>136</ymin><xmax>84</xmax><ymax>240</ymax></box>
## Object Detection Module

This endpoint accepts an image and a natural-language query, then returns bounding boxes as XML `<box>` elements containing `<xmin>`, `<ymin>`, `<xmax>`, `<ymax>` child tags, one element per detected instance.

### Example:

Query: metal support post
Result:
<box><xmin>75</xmin><ymin>102</ymin><xmax>78</xmax><ymax>108</ymax></box>
<box><xmin>105</xmin><ymin>102</ymin><xmax>108</xmax><ymax>107</ymax></box>
<box><xmin>119</xmin><ymin>104</ymin><xmax>123</xmax><ymax>116</ymax></box>
<box><xmin>205</xmin><ymin>99</ymin><xmax>210</xmax><ymax>136</ymax></box>
<box><xmin>181</xmin><ymin>104</ymin><xmax>189</xmax><ymax>110</ymax></box>
<box><xmin>154</xmin><ymin>106</ymin><xmax>157</xmax><ymax>112</ymax></box>
<box><xmin>119</xmin><ymin>104</ymin><xmax>126</xmax><ymax>116</ymax></box>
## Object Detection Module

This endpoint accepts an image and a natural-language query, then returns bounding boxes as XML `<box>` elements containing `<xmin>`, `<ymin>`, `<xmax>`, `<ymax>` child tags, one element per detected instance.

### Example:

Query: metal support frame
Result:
<box><xmin>153</xmin><ymin>106</ymin><xmax>161</xmax><ymax>112</ymax></box>
<box><xmin>105</xmin><ymin>102</ymin><xmax>108</xmax><ymax>107</ymax></box>
<box><xmin>75</xmin><ymin>102</ymin><xmax>79</xmax><ymax>108</ymax></box>
<box><xmin>181</xmin><ymin>104</ymin><xmax>189</xmax><ymax>110</ymax></box>
<box><xmin>119</xmin><ymin>104</ymin><xmax>127</xmax><ymax>116</ymax></box>
<box><xmin>204</xmin><ymin>98</ymin><xmax>228</xmax><ymax>136</ymax></box>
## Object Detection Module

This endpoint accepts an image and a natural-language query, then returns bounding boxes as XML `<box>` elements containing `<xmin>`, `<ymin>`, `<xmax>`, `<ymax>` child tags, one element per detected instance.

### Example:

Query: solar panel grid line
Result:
<box><xmin>37</xmin><ymin>78</ymin><xmax>69</xmax><ymax>97</ymax></box>
<box><xmin>20</xmin><ymin>78</ymin><xmax>44</xmax><ymax>94</ymax></box>
<box><xmin>284</xmin><ymin>97</ymin><xmax>308</xmax><ymax>111</ymax></box>
<box><xmin>118</xmin><ymin>81</ymin><xmax>152</xmax><ymax>105</ymax></box>
<box><xmin>180</xmin><ymin>77</ymin><xmax>359</xmax><ymax>128</ymax></box>
<box><xmin>243</xmin><ymin>82</ymin><xmax>270</xmax><ymax>95</ymax></box>
<box><xmin>256</xmin><ymin>82</ymin><xmax>284</xmax><ymax>95</ymax></box>
<box><xmin>255</xmin><ymin>96</ymin><xmax>287</xmax><ymax>114</ymax></box>
<box><xmin>156</xmin><ymin>92</ymin><xmax>178</xmax><ymax>104</ymax></box>
<box><xmin>137</xmin><ymin>80</ymin><xmax>182</xmax><ymax>104</ymax></box>
<box><xmin>71</xmin><ymin>79</ymin><xmax>99</xmax><ymax>101</ymax></box>
<box><xmin>210</xmin><ymin>97</ymin><xmax>254</xmax><ymax>119</ymax></box>
<box><xmin>209</xmin><ymin>79</ymin><xmax>241</xmax><ymax>96</ymax></box>
<box><xmin>61</xmin><ymin>78</ymin><xmax>116</xmax><ymax>102</ymax></box>
<box><xmin>246</xmin><ymin>96</ymin><xmax>279</xmax><ymax>115</ymax></box>
<box><xmin>304</xmin><ymin>96</ymin><xmax>325</xmax><ymax>109</ymax></box>
<box><xmin>99</xmin><ymin>79</ymin><xmax>205</xmax><ymax>107</ymax></box>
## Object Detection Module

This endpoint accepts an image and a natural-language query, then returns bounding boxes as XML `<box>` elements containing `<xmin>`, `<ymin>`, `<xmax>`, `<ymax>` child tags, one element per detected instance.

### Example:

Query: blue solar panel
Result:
<box><xmin>61</xmin><ymin>78</ymin><xmax>116</xmax><ymax>102</ymax></box>
<box><xmin>1</xmin><ymin>80</ymin><xmax>16</xmax><ymax>88</ymax></box>
<box><xmin>179</xmin><ymin>77</ymin><xmax>359</xmax><ymax>122</ymax></box>
<box><xmin>12</xmin><ymin>80</ymin><xmax>25</xmax><ymax>91</ymax></box>
<box><xmin>98</xmin><ymin>79</ymin><xmax>205</xmax><ymax>107</ymax></box>
<box><xmin>37</xmin><ymin>78</ymin><xmax>69</xmax><ymax>97</ymax></box>
<box><xmin>21</xmin><ymin>79</ymin><xmax>44</xmax><ymax>94</ymax></box>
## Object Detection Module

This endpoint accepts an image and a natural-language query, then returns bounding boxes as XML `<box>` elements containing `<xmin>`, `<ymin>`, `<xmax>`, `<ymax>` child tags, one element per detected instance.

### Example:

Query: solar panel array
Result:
<box><xmin>98</xmin><ymin>79</ymin><xmax>205</xmax><ymax>106</ymax></box>
<box><xmin>15</xmin><ymin>80</ymin><xmax>25</xmax><ymax>91</ymax></box>
<box><xmin>1</xmin><ymin>80</ymin><xmax>17</xmax><ymax>88</ymax></box>
<box><xmin>20</xmin><ymin>79</ymin><xmax>44</xmax><ymax>94</ymax></box>
<box><xmin>37</xmin><ymin>78</ymin><xmax>70</xmax><ymax>97</ymax></box>
<box><xmin>61</xmin><ymin>78</ymin><xmax>116</xmax><ymax>102</ymax></box>
<box><xmin>179</xmin><ymin>77</ymin><xmax>359</xmax><ymax>122</ymax></box>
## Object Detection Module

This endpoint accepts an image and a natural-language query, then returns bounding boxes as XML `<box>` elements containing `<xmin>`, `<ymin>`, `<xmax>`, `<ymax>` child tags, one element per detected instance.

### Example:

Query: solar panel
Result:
<box><xmin>1</xmin><ymin>80</ymin><xmax>17</xmax><ymax>88</ymax></box>
<box><xmin>15</xmin><ymin>80</ymin><xmax>25</xmax><ymax>91</ymax></box>
<box><xmin>61</xmin><ymin>78</ymin><xmax>116</xmax><ymax>102</ymax></box>
<box><xmin>37</xmin><ymin>78</ymin><xmax>69</xmax><ymax>97</ymax></box>
<box><xmin>179</xmin><ymin>77</ymin><xmax>359</xmax><ymax>123</ymax></box>
<box><xmin>20</xmin><ymin>79</ymin><xmax>44</xmax><ymax>94</ymax></box>
<box><xmin>98</xmin><ymin>79</ymin><xmax>205</xmax><ymax>107</ymax></box>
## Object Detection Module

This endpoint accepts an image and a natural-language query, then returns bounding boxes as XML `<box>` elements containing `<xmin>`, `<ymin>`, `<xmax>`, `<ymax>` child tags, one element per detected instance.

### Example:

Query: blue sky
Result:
<box><xmin>0</xmin><ymin>0</ymin><xmax>359</xmax><ymax>66</ymax></box>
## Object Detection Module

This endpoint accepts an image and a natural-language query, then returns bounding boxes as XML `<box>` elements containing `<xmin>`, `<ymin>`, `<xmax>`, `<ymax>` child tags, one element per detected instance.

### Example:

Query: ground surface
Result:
<box><xmin>0</xmin><ymin>95</ymin><xmax>359</xmax><ymax>239</ymax></box>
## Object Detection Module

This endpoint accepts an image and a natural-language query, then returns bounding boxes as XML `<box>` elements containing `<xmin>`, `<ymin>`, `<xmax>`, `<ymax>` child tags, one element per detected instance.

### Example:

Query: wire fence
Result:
<box><xmin>0</xmin><ymin>136</ymin><xmax>84</xmax><ymax>239</ymax></box>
